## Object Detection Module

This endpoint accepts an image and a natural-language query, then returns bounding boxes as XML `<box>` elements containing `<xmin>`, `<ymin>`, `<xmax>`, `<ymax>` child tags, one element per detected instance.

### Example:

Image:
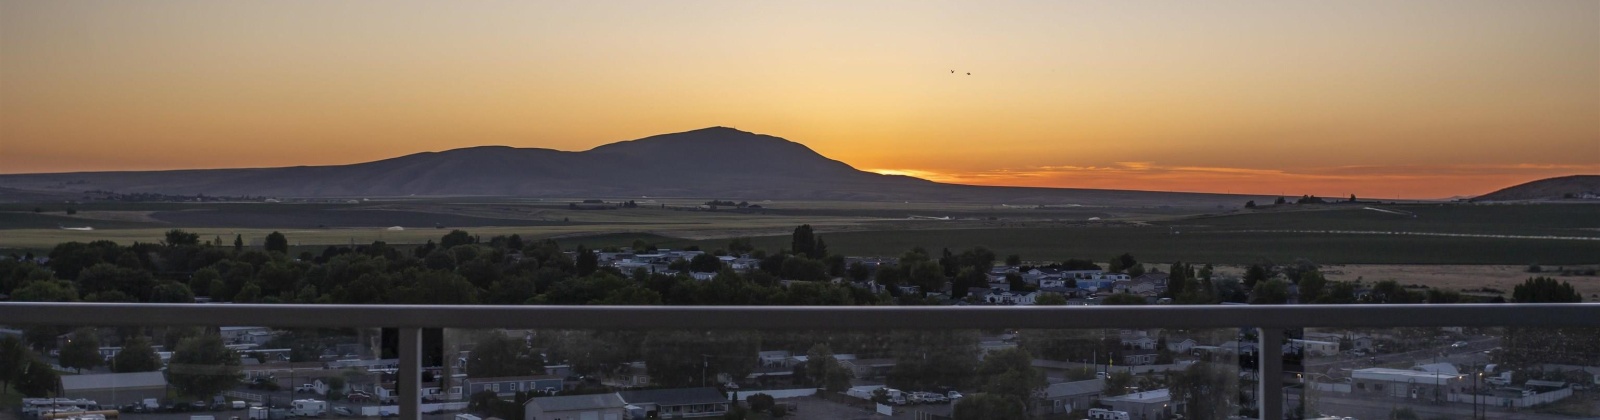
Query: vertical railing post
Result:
<box><xmin>399</xmin><ymin>328</ymin><xmax>422</xmax><ymax>420</ymax></box>
<box><xmin>1257</xmin><ymin>327</ymin><xmax>1284</xmax><ymax>420</ymax></box>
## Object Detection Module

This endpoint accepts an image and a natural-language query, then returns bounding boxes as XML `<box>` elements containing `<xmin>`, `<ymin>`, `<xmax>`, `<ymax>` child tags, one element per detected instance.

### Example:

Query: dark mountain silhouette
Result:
<box><xmin>1471</xmin><ymin>175</ymin><xmax>1600</xmax><ymax>202</ymax></box>
<box><xmin>0</xmin><ymin>127</ymin><xmax>1268</xmax><ymax>206</ymax></box>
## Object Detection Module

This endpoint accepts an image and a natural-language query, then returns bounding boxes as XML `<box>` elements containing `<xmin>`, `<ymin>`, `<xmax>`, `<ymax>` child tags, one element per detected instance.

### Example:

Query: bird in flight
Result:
<box><xmin>966</xmin><ymin>72</ymin><xmax>971</xmax><ymax>75</ymax></box>
<box><xmin>950</xmin><ymin>70</ymin><xmax>955</xmax><ymax>73</ymax></box>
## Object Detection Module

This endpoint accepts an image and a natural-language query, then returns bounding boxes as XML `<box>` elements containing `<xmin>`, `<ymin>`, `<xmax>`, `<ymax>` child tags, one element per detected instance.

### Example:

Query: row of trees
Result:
<box><xmin>0</xmin><ymin>328</ymin><xmax>243</xmax><ymax>400</ymax></box>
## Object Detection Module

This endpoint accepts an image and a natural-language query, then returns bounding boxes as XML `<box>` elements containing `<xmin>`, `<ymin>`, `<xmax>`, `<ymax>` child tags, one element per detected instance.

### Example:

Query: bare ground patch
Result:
<box><xmin>1215</xmin><ymin>264</ymin><xmax>1600</xmax><ymax>301</ymax></box>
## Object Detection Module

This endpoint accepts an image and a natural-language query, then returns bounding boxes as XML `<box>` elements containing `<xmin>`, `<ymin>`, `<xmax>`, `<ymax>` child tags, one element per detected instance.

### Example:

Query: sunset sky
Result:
<box><xmin>2</xmin><ymin>1</ymin><xmax>1596</xmax><ymax>199</ymax></box>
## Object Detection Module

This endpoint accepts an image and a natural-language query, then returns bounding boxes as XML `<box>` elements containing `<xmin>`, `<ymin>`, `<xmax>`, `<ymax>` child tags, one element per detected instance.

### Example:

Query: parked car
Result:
<box><xmin>332</xmin><ymin>407</ymin><xmax>355</xmax><ymax>417</ymax></box>
<box><xmin>947</xmin><ymin>391</ymin><xmax>963</xmax><ymax>400</ymax></box>
<box><xmin>1451</xmin><ymin>341</ymin><xmax>1468</xmax><ymax>348</ymax></box>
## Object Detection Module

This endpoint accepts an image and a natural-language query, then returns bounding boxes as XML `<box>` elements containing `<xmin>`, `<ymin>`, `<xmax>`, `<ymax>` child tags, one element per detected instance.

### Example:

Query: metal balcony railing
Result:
<box><xmin>3</xmin><ymin>302</ymin><xmax>1598</xmax><ymax>420</ymax></box>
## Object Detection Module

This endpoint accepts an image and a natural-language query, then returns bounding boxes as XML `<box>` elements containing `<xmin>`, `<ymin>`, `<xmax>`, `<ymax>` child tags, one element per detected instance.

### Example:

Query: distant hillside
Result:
<box><xmin>1471</xmin><ymin>175</ymin><xmax>1600</xmax><ymax>202</ymax></box>
<box><xmin>0</xmin><ymin>127</ymin><xmax>1269</xmax><ymax>207</ymax></box>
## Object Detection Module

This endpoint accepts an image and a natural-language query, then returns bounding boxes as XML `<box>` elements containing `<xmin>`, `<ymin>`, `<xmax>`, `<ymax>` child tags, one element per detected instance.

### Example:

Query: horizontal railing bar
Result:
<box><xmin>1</xmin><ymin>302</ymin><xmax>1597</xmax><ymax>329</ymax></box>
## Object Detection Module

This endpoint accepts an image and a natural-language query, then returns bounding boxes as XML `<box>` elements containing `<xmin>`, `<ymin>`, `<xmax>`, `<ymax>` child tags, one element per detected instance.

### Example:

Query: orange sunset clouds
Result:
<box><xmin>2</xmin><ymin>1</ymin><xmax>1596</xmax><ymax>198</ymax></box>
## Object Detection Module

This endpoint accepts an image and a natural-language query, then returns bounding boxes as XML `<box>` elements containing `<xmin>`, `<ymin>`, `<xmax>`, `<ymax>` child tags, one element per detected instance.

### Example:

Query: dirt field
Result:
<box><xmin>1214</xmin><ymin>264</ymin><xmax>1600</xmax><ymax>301</ymax></box>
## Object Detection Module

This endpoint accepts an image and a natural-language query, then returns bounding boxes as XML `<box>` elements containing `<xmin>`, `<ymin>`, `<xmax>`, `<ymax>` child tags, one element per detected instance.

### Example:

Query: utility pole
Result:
<box><xmin>701</xmin><ymin>354</ymin><xmax>709</xmax><ymax>388</ymax></box>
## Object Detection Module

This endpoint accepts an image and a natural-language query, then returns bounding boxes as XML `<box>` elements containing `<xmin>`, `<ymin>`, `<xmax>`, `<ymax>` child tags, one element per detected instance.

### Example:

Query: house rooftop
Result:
<box><xmin>618</xmin><ymin>387</ymin><xmax>727</xmax><ymax>407</ymax></box>
<box><xmin>60</xmin><ymin>371</ymin><xmax>166</xmax><ymax>390</ymax></box>
<box><xmin>526</xmin><ymin>393</ymin><xmax>625</xmax><ymax>412</ymax></box>
<box><xmin>1044</xmin><ymin>378</ymin><xmax>1105</xmax><ymax>398</ymax></box>
<box><xmin>1101</xmin><ymin>388</ymin><xmax>1170</xmax><ymax>403</ymax></box>
<box><xmin>464</xmin><ymin>375</ymin><xmax>562</xmax><ymax>383</ymax></box>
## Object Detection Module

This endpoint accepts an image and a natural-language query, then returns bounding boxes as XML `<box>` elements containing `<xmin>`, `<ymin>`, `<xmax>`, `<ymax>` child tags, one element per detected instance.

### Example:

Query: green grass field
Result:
<box><xmin>1166</xmin><ymin>203</ymin><xmax>1600</xmax><ymax>236</ymax></box>
<box><xmin>2</xmin><ymin>200</ymin><xmax>1594</xmax><ymax>265</ymax></box>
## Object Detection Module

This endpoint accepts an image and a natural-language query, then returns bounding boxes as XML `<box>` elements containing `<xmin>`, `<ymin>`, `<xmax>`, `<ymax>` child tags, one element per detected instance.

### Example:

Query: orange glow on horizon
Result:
<box><xmin>1</xmin><ymin>1</ymin><xmax>1595</xmax><ymax>199</ymax></box>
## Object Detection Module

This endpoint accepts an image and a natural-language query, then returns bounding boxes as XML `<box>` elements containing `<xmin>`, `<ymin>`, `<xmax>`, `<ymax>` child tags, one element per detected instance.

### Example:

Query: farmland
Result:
<box><xmin>0</xmin><ymin>200</ymin><xmax>1594</xmax><ymax>267</ymax></box>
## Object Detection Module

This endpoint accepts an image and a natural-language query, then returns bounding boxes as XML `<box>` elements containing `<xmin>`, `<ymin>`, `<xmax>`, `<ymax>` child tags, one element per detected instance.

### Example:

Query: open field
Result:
<box><xmin>1163</xmin><ymin>203</ymin><xmax>1600</xmax><ymax>237</ymax></box>
<box><xmin>1</xmin><ymin>200</ymin><xmax>1594</xmax><ymax>266</ymax></box>
<box><xmin>668</xmin><ymin>226</ymin><xmax>1600</xmax><ymax>265</ymax></box>
<box><xmin>1209</xmin><ymin>264</ymin><xmax>1600</xmax><ymax>302</ymax></box>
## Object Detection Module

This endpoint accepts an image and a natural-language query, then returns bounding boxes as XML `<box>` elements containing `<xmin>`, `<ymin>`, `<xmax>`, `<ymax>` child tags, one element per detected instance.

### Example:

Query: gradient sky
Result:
<box><xmin>3</xmin><ymin>1</ymin><xmax>1596</xmax><ymax>198</ymax></box>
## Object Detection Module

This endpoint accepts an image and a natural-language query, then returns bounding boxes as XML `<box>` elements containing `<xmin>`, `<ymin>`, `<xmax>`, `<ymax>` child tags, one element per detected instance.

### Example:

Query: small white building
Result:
<box><xmin>524</xmin><ymin>393</ymin><xmax>626</xmax><ymax>420</ymax></box>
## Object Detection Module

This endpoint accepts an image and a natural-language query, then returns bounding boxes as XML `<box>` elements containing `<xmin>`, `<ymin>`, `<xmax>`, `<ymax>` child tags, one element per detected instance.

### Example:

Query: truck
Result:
<box><xmin>192</xmin><ymin>415</ymin><xmax>216</xmax><ymax>420</ymax></box>
<box><xmin>248</xmin><ymin>407</ymin><xmax>269</xmax><ymax>420</ymax></box>
<box><xmin>289</xmin><ymin>400</ymin><xmax>326</xmax><ymax>418</ymax></box>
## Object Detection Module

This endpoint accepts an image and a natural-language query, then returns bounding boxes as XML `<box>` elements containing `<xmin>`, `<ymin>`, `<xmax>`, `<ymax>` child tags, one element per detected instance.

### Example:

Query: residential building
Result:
<box><xmin>1351</xmin><ymin>368</ymin><xmax>1465</xmax><ymax>400</ymax></box>
<box><xmin>464</xmin><ymin>376</ymin><xmax>564</xmax><ymax>398</ymax></box>
<box><xmin>617</xmin><ymin>387</ymin><xmax>730</xmax><ymax>418</ymax></box>
<box><xmin>60</xmin><ymin>371</ymin><xmax>167</xmax><ymax>406</ymax></box>
<box><xmin>1038</xmin><ymin>378</ymin><xmax>1104</xmax><ymax>415</ymax></box>
<box><xmin>1099</xmin><ymin>388</ymin><xmax>1176</xmax><ymax>420</ymax></box>
<box><xmin>524</xmin><ymin>393</ymin><xmax>626</xmax><ymax>420</ymax></box>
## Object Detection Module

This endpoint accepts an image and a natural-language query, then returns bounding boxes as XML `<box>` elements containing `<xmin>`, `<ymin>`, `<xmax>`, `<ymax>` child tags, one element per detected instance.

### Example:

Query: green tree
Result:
<box><xmin>641</xmin><ymin>330</ymin><xmax>760</xmax><ymax>388</ymax></box>
<box><xmin>846</xmin><ymin>262</ymin><xmax>872</xmax><ymax>282</ymax></box>
<box><xmin>1107</xmin><ymin>253</ymin><xmax>1137</xmax><ymax>273</ymax></box>
<box><xmin>189</xmin><ymin>267</ymin><xmax>220</xmax><ymax>298</ymax></box>
<box><xmin>1249</xmin><ymin>279</ymin><xmax>1291</xmax><ymax>304</ymax></box>
<box><xmin>746</xmin><ymin>393</ymin><xmax>775</xmax><ymax>412</ymax></box>
<box><xmin>804</xmin><ymin>344</ymin><xmax>835</xmax><ymax>386</ymax></box>
<box><xmin>952</xmin><ymin>393</ymin><xmax>1025</xmax><ymax>420</ymax></box>
<box><xmin>234</xmin><ymin>283</ymin><xmax>262</xmax><ymax>303</ymax></box>
<box><xmin>574</xmin><ymin>245</ymin><xmax>599</xmax><ymax>276</ymax></box>
<box><xmin>1103</xmin><ymin>371</ymin><xmax>1135</xmax><ymax>396</ymax></box>
<box><xmin>324</xmin><ymin>376</ymin><xmax>347</xmax><ymax>399</ymax></box>
<box><xmin>0</xmin><ymin>335</ymin><xmax>27</xmax><ymax>390</ymax></box>
<box><xmin>1035</xmin><ymin>293</ymin><xmax>1068</xmax><ymax>305</ymax></box>
<box><xmin>1512</xmin><ymin>277</ymin><xmax>1580</xmax><ymax>303</ymax></box>
<box><xmin>150</xmin><ymin>281</ymin><xmax>196</xmax><ymax>303</ymax></box>
<box><xmin>790</xmin><ymin>225</ymin><xmax>824</xmax><ymax>258</ymax></box>
<box><xmin>58</xmin><ymin>328</ymin><xmax>101</xmax><ymax>373</ymax></box>
<box><xmin>888</xmin><ymin>330</ymin><xmax>979</xmax><ymax>390</ymax></box>
<box><xmin>76</xmin><ymin>263</ymin><xmax>156</xmax><ymax>301</ymax></box>
<box><xmin>1502</xmin><ymin>277</ymin><xmax>1595</xmax><ymax>366</ymax></box>
<box><xmin>906</xmin><ymin>261</ymin><xmax>946</xmax><ymax>295</ymax></box>
<box><xmin>168</xmin><ymin>334</ymin><xmax>243</xmax><ymax>399</ymax></box>
<box><xmin>163</xmin><ymin>229</ymin><xmax>201</xmax><ymax>247</ymax></box>
<box><xmin>233</xmin><ymin>234</ymin><xmax>244</xmax><ymax>251</ymax></box>
<box><xmin>1170</xmin><ymin>361</ymin><xmax>1239</xmax><ymax>420</ymax></box>
<box><xmin>113</xmin><ymin>336</ymin><xmax>162</xmax><ymax>373</ymax></box>
<box><xmin>466</xmin><ymin>333</ymin><xmax>542</xmax><ymax>379</ymax></box>
<box><xmin>1005</xmin><ymin>254</ymin><xmax>1022</xmax><ymax>267</ymax></box>
<box><xmin>1101</xmin><ymin>293</ymin><xmax>1146</xmax><ymax>305</ymax></box>
<box><xmin>440</xmin><ymin>230</ymin><xmax>476</xmax><ymax>249</ymax></box>
<box><xmin>1297</xmin><ymin>271</ymin><xmax>1327</xmax><ymax>303</ymax></box>
<box><xmin>1243</xmin><ymin>264</ymin><xmax>1270</xmax><ymax>289</ymax></box>
<box><xmin>264</xmin><ymin>231</ymin><xmax>289</xmax><ymax>254</ymax></box>
<box><xmin>976</xmin><ymin>347</ymin><xmax>1045</xmax><ymax>410</ymax></box>
<box><xmin>16</xmin><ymin>359</ymin><xmax>61</xmax><ymax>397</ymax></box>
<box><xmin>726</xmin><ymin>238</ymin><xmax>754</xmax><ymax>255</ymax></box>
<box><xmin>688</xmin><ymin>253</ymin><xmax>723</xmax><ymax>273</ymax></box>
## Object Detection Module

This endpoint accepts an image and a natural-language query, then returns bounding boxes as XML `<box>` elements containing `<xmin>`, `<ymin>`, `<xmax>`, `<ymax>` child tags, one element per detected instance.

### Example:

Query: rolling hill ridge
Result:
<box><xmin>0</xmin><ymin>127</ymin><xmax>1267</xmax><ymax>206</ymax></box>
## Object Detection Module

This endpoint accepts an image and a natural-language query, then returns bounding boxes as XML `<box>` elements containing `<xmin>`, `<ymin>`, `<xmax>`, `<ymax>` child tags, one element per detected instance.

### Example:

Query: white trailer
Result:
<box><xmin>289</xmin><ymin>400</ymin><xmax>326</xmax><ymax>418</ymax></box>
